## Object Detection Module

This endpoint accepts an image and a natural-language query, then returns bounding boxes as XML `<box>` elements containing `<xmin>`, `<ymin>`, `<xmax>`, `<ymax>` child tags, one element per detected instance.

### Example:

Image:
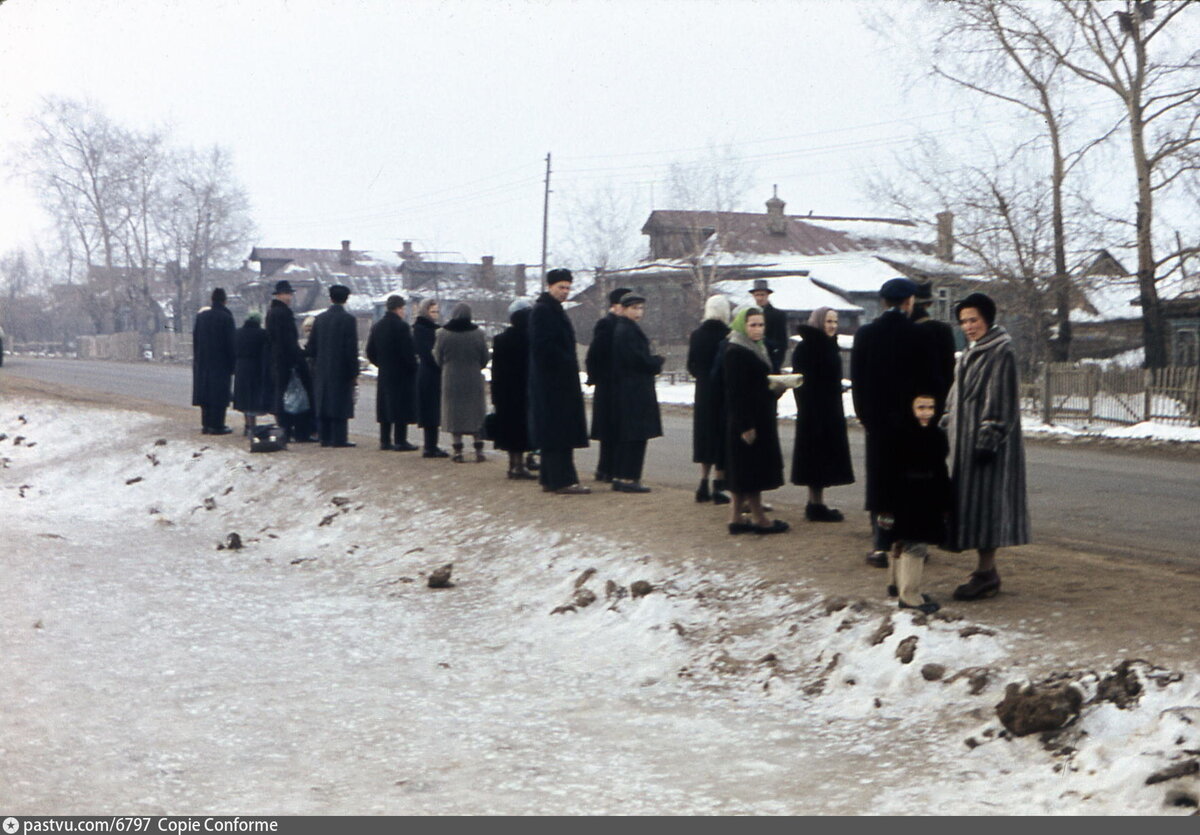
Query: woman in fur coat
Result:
<box><xmin>943</xmin><ymin>292</ymin><xmax>1030</xmax><ymax>601</ymax></box>
<box><xmin>434</xmin><ymin>303</ymin><xmax>490</xmax><ymax>462</ymax></box>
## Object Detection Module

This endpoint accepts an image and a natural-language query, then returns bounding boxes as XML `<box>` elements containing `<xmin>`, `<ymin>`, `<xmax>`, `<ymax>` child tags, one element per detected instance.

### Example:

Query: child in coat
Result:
<box><xmin>878</xmin><ymin>394</ymin><xmax>952</xmax><ymax>614</ymax></box>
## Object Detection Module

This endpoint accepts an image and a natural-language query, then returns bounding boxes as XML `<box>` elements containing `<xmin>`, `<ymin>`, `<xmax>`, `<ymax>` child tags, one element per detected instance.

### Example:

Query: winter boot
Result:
<box><xmin>711</xmin><ymin>478</ymin><xmax>731</xmax><ymax>505</ymax></box>
<box><xmin>451</xmin><ymin>442</ymin><xmax>465</xmax><ymax>463</ymax></box>
<box><xmin>897</xmin><ymin>546</ymin><xmax>939</xmax><ymax>614</ymax></box>
<box><xmin>474</xmin><ymin>440</ymin><xmax>486</xmax><ymax>463</ymax></box>
<box><xmin>695</xmin><ymin>478</ymin><xmax>711</xmax><ymax>502</ymax></box>
<box><xmin>887</xmin><ymin>549</ymin><xmax>899</xmax><ymax>597</ymax></box>
<box><xmin>952</xmin><ymin>569</ymin><xmax>1001</xmax><ymax>601</ymax></box>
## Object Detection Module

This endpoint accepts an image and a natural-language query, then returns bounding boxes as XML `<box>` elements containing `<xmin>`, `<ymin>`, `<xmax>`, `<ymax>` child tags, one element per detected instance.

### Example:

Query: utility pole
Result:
<box><xmin>540</xmin><ymin>152</ymin><xmax>551</xmax><ymax>284</ymax></box>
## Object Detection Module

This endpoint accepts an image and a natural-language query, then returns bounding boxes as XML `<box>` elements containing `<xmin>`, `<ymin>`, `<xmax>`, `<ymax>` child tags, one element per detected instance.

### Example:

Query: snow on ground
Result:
<box><xmin>3</xmin><ymin>400</ymin><xmax>1199</xmax><ymax>814</ymax></box>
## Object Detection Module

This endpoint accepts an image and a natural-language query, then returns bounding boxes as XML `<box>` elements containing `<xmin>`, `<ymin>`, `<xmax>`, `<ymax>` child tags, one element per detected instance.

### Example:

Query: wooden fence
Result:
<box><xmin>1022</xmin><ymin>363</ymin><xmax>1200</xmax><ymax>427</ymax></box>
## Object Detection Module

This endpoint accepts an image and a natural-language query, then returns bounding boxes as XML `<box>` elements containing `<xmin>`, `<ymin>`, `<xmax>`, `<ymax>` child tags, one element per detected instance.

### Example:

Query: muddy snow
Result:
<box><xmin>2</xmin><ymin>399</ymin><xmax>1198</xmax><ymax>814</ymax></box>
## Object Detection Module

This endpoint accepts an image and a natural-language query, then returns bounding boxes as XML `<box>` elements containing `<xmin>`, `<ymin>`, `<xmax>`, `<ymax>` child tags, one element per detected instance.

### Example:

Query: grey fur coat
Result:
<box><xmin>434</xmin><ymin>322</ymin><xmax>489</xmax><ymax>434</ymax></box>
<box><xmin>943</xmin><ymin>326</ymin><xmax>1031</xmax><ymax>551</ymax></box>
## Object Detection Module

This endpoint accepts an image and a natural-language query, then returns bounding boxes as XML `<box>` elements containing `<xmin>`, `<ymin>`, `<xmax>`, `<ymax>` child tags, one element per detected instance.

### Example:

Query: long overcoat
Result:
<box><xmin>365</xmin><ymin>312</ymin><xmax>417</xmax><ymax>424</ymax></box>
<box><xmin>265</xmin><ymin>298</ymin><xmax>312</xmax><ymax>417</ymax></box>
<box><xmin>191</xmin><ymin>303</ymin><xmax>235</xmax><ymax>408</ymax></box>
<box><xmin>886</xmin><ymin>420</ymin><xmax>952</xmax><ymax>544</ymax></box>
<box><xmin>762</xmin><ymin>303</ymin><xmax>789</xmax><ymax>373</ymax></box>
<box><xmin>490</xmin><ymin>309</ymin><xmax>532</xmax><ymax>452</ymax></box>
<box><xmin>943</xmin><ymin>326</ymin><xmax>1031</xmax><ymax>551</ymax></box>
<box><xmin>914</xmin><ymin>309</ymin><xmax>958</xmax><ymax>415</ymax></box>
<box><xmin>434</xmin><ymin>320</ymin><xmax>489</xmax><ymax>434</ymax></box>
<box><xmin>611</xmin><ymin>316</ymin><xmax>663</xmax><ymax>442</ymax></box>
<box><xmin>232</xmin><ymin>319</ymin><xmax>271</xmax><ymax>415</ymax></box>
<box><xmin>687</xmin><ymin>319</ymin><xmax>730</xmax><ymax>465</ymax></box>
<box><xmin>723</xmin><ymin>342</ymin><xmax>784</xmax><ymax>494</ymax></box>
<box><xmin>305</xmin><ymin>304</ymin><xmax>359</xmax><ymax>420</ymax></box>
<box><xmin>850</xmin><ymin>308</ymin><xmax>929</xmax><ymax>511</ymax></box>
<box><xmin>790</xmin><ymin>325</ymin><xmax>854</xmax><ymax>488</ymax></box>
<box><xmin>528</xmin><ymin>291</ymin><xmax>588</xmax><ymax>451</ymax></box>
<box><xmin>413</xmin><ymin>315</ymin><xmax>441</xmax><ymax>429</ymax></box>
<box><xmin>585</xmin><ymin>312</ymin><xmax>620</xmax><ymax>442</ymax></box>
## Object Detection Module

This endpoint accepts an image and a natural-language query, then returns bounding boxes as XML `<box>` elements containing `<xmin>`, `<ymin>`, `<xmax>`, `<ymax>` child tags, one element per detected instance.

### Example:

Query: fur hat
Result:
<box><xmin>955</xmin><ymin>292</ymin><xmax>997</xmax><ymax>327</ymax></box>
<box><xmin>546</xmin><ymin>268</ymin><xmax>573</xmax><ymax>286</ymax></box>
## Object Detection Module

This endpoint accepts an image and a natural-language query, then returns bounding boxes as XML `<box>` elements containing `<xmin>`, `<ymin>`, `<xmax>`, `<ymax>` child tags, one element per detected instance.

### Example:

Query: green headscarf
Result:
<box><xmin>728</xmin><ymin>304</ymin><xmax>771</xmax><ymax>368</ymax></box>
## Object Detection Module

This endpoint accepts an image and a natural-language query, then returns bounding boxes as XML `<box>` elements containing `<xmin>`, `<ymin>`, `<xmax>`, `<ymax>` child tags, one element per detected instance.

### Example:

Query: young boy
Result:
<box><xmin>878</xmin><ymin>394</ymin><xmax>951</xmax><ymax>614</ymax></box>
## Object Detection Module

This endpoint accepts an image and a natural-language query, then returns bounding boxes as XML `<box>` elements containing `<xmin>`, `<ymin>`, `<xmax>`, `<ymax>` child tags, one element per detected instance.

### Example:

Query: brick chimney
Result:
<box><xmin>481</xmin><ymin>255</ymin><xmax>496</xmax><ymax>288</ymax></box>
<box><xmin>514</xmin><ymin>263</ymin><xmax>527</xmax><ymax>297</ymax></box>
<box><xmin>935</xmin><ymin>211</ymin><xmax>954</xmax><ymax>262</ymax></box>
<box><xmin>766</xmin><ymin>186</ymin><xmax>787</xmax><ymax>236</ymax></box>
<box><xmin>340</xmin><ymin>239</ymin><xmax>352</xmax><ymax>266</ymax></box>
<box><xmin>400</xmin><ymin>241</ymin><xmax>419</xmax><ymax>261</ymax></box>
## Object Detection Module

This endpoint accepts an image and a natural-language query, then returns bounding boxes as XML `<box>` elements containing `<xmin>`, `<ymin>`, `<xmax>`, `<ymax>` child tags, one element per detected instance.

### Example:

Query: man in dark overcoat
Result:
<box><xmin>305</xmin><ymin>284</ymin><xmax>360</xmax><ymax>448</ymax></box>
<box><xmin>232</xmin><ymin>313</ymin><xmax>272</xmax><ymax>437</ymax></box>
<box><xmin>911</xmin><ymin>282</ymin><xmax>958</xmax><ymax>418</ymax></box>
<box><xmin>850</xmin><ymin>277</ymin><xmax>931</xmax><ymax>567</ymax></box>
<box><xmin>491</xmin><ymin>299</ymin><xmax>535</xmax><ymax>478</ymax></box>
<box><xmin>584</xmin><ymin>286</ymin><xmax>631</xmax><ymax>482</ymax></box>
<box><xmin>751</xmin><ymin>279</ymin><xmax>789</xmax><ymax>373</ymax></box>
<box><xmin>265</xmin><ymin>279</ymin><xmax>316</xmax><ymax>442</ymax></box>
<box><xmin>609</xmin><ymin>293</ymin><xmax>664</xmax><ymax>493</ymax></box>
<box><xmin>366</xmin><ymin>295</ymin><xmax>418</xmax><ymax>451</ymax></box>
<box><xmin>528</xmin><ymin>268</ymin><xmax>590</xmax><ymax>494</ymax></box>
<box><xmin>192</xmin><ymin>287</ymin><xmax>236</xmax><ymax>435</ymax></box>
<box><xmin>413</xmin><ymin>298</ymin><xmax>449</xmax><ymax>458</ymax></box>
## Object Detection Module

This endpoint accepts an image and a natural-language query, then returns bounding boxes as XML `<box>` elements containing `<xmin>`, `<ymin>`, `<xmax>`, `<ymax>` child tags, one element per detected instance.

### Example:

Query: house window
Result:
<box><xmin>935</xmin><ymin>286</ymin><xmax>951</xmax><ymax>322</ymax></box>
<box><xmin>1172</xmin><ymin>323</ymin><xmax>1199</xmax><ymax>366</ymax></box>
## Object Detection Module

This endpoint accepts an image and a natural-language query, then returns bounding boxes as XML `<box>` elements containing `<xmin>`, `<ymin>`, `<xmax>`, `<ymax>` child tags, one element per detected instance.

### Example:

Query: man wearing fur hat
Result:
<box><xmin>306</xmin><ymin>284</ymin><xmax>360</xmax><ymax>447</ymax></box>
<box><xmin>850</xmin><ymin>277</ymin><xmax>932</xmax><ymax>568</ymax></box>
<box><xmin>584</xmin><ymin>285</ymin><xmax>631</xmax><ymax>482</ymax></box>
<box><xmin>528</xmin><ymin>268</ymin><xmax>590</xmax><ymax>494</ymax></box>
<box><xmin>191</xmin><ymin>287</ymin><xmax>236</xmax><ymax>435</ymax></box>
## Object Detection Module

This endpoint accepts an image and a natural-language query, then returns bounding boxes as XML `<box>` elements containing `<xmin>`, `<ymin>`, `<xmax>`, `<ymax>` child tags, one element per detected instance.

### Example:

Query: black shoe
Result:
<box><xmin>953</xmin><ymin>569</ymin><xmax>1001</xmax><ymax>601</ymax></box>
<box><xmin>393</xmin><ymin>442</ymin><xmax>419</xmax><ymax>452</ymax></box>
<box><xmin>292</xmin><ymin>436</ymin><xmax>318</xmax><ymax>444</ymax></box>
<box><xmin>887</xmin><ymin>584</ymin><xmax>898</xmax><ymax>598</ymax></box>
<box><xmin>201</xmin><ymin>427</ymin><xmax>212</xmax><ymax>435</ymax></box>
<box><xmin>695</xmin><ymin>480</ymin><xmax>711</xmax><ymax>502</ymax></box>
<box><xmin>423</xmin><ymin>448</ymin><xmax>450</xmax><ymax>458</ymax></box>
<box><xmin>507</xmin><ymin>468</ymin><xmax>537</xmax><ymax>480</ymax></box>
<box><xmin>728</xmin><ymin>521</ymin><xmax>755</xmax><ymax>535</ymax></box>
<box><xmin>806</xmin><ymin>503</ymin><xmax>844</xmax><ymax>522</ymax></box>
<box><xmin>594</xmin><ymin>471</ymin><xmax>612</xmax><ymax>483</ymax></box>
<box><xmin>752</xmin><ymin>519</ymin><xmax>789</xmax><ymax>534</ymax></box>
<box><xmin>380</xmin><ymin>442</ymin><xmax>396</xmax><ymax>451</ymax></box>
<box><xmin>899</xmin><ymin>598</ymin><xmax>940</xmax><ymax>614</ymax></box>
<box><xmin>613</xmin><ymin>481</ymin><xmax>651</xmax><ymax>493</ymax></box>
<box><xmin>212</xmin><ymin>426</ymin><xmax>233</xmax><ymax>435</ymax></box>
<box><xmin>866</xmin><ymin>551</ymin><xmax>889</xmax><ymax>568</ymax></box>
<box><xmin>332</xmin><ymin>442</ymin><xmax>357</xmax><ymax>448</ymax></box>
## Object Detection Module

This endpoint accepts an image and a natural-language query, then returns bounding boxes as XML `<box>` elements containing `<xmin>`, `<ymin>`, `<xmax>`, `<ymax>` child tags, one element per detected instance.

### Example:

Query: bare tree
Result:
<box><xmin>557</xmin><ymin>180</ymin><xmax>645</xmax><ymax>272</ymax></box>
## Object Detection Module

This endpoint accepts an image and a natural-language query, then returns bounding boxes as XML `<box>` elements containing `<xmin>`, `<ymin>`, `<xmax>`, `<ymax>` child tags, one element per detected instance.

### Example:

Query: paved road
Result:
<box><xmin>7</xmin><ymin>356</ymin><xmax>1200</xmax><ymax>566</ymax></box>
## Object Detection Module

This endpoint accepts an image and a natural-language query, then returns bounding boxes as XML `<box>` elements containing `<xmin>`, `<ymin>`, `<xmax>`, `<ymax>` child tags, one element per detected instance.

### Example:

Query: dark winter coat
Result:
<box><xmin>265</xmin><ymin>298</ymin><xmax>312</xmax><ymax>417</ymax></box>
<box><xmin>687</xmin><ymin>319</ymin><xmax>730</xmax><ymax>465</ymax></box>
<box><xmin>850</xmin><ymin>308</ymin><xmax>930</xmax><ymax>511</ymax></box>
<box><xmin>790</xmin><ymin>325</ymin><xmax>854</xmax><ymax>488</ymax></box>
<box><xmin>723</xmin><ymin>342</ymin><xmax>784</xmax><ymax>494</ymax></box>
<box><xmin>585</xmin><ymin>312</ymin><xmax>620</xmax><ymax>442</ymax></box>
<box><xmin>365</xmin><ymin>311</ymin><xmax>417</xmax><ymax>424</ymax></box>
<box><xmin>191</xmin><ymin>303</ymin><xmax>235</xmax><ymax>408</ymax></box>
<box><xmin>305</xmin><ymin>304</ymin><xmax>359</xmax><ymax>420</ymax></box>
<box><xmin>762</xmin><ymin>303</ymin><xmax>789</xmax><ymax>374</ymax></box>
<box><xmin>232</xmin><ymin>319</ymin><xmax>271</xmax><ymax>415</ymax></box>
<box><xmin>913</xmin><ymin>308</ymin><xmax>958</xmax><ymax>415</ymax></box>
<box><xmin>490</xmin><ymin>309</ymin><xmax>532</xmax><ymax>452</ymax></box>
<box><xmin>882</xmin><ymin>419</ymin><xmax>951</xmax><ymax>544</ymax></box>
<box><xmin>434</xmin><ymin>319</ymin><xmax>489</xmax><ymax>434</ymax></box>
<box><xmin>944</xmin><ymin>326</ymin><xmax>1031</xmax><ymax>551</ymax></box>
<box><xmin>413</xmin><ymin>315</ymin><xmax>441</xmax><ymax>429</ymax></box>
<box><xmin>611</xmin><ymin>316</ymin><xmax>663</xmax><ymax>442</ymax></box>
<box><xmin>528</xmin><ymin>291</ymin><xmax>588</xmax><ymax>451</ymax></box>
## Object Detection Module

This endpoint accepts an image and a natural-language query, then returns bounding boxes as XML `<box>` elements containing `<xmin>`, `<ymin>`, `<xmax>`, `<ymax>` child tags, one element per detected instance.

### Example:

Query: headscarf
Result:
<box><xmin>417</xmin><ymin>298</ymin><xmax>438</xmax><ymax>319</ymax></box>
<box><xmin>728</xmin><ymin>304</ymin><xmax>771</xmax><ymax>368</ymax></box>
<box><xmin>703</xmin><ymin>294</ymin><xmax>732</xmax><ymax>325</ymax></box>
<box><xmin>806</xmin><ymin>306</ymin><xmax>834</xmax><ymax>330</ymax></box>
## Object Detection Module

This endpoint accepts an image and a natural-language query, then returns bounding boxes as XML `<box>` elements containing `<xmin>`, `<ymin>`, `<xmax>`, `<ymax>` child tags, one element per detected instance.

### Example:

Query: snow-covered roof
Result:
<box><xmin>713</xmin><ymin>274</ymin><xmax>862</xmax><ymax>313</ymax></box>
<box><xmin>1078</xmin><ymin>277</ymin><xmax>1142</xmax><ymax>322</ymax></box>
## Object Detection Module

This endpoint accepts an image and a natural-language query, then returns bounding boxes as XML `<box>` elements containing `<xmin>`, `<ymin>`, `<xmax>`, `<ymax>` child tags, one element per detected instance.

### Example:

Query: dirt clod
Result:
<box><xmin>427</xmin><ymin>564</ymin><xmax>454</xmax><ymax>589</ymax></box>
<box><xmin>630</xmin><ymin>580</ymin><xmax>654</xmax><ymax>598</ymax></box>
<box><xmin>996</xmin><ymin>680</ymin><xmax>1083</xmax><ymax>737</ymax></box>
<box><xmin>1145</xmin><ymin>759</ymin><xmax>1199</xmax><ymax>785</ymax></box>
<box><xmin>869</xmin><ymin>617</ymin><xmax>895</xmax><ymax>646</ymax></box>
<box><xmin>225</xmin><ymin>532</ymin><xmax>243</xmax><ymax>550</ymax></box>
<box><xmin>895</xmin><ymin>635</ymin><xmax>919</xmax><ymax>664</ymax></box>
<box><xmin>605</xmin><ymin>579</ymin><xmax>627</xmax><ymax>600</ymax></box>
<box><xmin>125</xmin><ymin>477</ymin><xmax>143</xmax><ymax>485</ymax></box>
<box><xmin>202</xmin><ymin>497</ymin><xmax>216</xmax><ymax>511</ymax></box>
<box><xmin>822</xmin><ymin>596</ymin><xmax>849</xmax><ymax>615</ymax></box>
<box><xmin>921</xmin><ymin>663</ymin><xmax>946</xmax><ymax>681</ymax></box>
<box><xmin>573</xmin><ymin>588</ymin><xmax>597</xmax><ymax>608</ymax></box>
<box><xmin>1096</xmin><ymin>659</ymin><xmax>1144</xmax><ymax>709</ymax></box>
<box><xmin>959</xmin><ymin>625</ymin><xmax>996</xmax><ymax>639</ymax></box>
<box><xmin>574</xmin><ymin>568</ymin><xmax>597</xmax><ymax>588</ymax></box>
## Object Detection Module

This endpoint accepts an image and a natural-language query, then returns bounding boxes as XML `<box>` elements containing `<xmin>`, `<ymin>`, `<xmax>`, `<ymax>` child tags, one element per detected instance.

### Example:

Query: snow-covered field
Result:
<box><xmin>2</xmin><ymin>400</ymin><xmax>1198</xmax><ymax>814</ymax></box>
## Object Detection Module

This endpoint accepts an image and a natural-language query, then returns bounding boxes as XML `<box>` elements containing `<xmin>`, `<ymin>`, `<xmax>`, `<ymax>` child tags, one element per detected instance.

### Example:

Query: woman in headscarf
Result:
<box><xmin>687</xmin><ymin>294</ymin><xmax>732</xmax><ymax>504</ymax></box>
<box><xmin>491</xmin><ymin>298</ymin><xmax>535</xmax><ymax>478</ymax></box>
<box><xmin>791</xmin><ymin>306</ymin><xmax>854</xmax><ymax>521</ymax></box>
<box><xmin>722</xmin><ymin>305</ymin><xmax>788</xmax><ymax>535</ymax></box>
<box><xmin>232</xmin><ymin>313</ymin><xmax>272</xmax><ymax>437</ymax></box>
<box><xmin>943</xmin><ymin>292</ymin><xmax>1030</xmax><ymax>600</ymax></box>
<box><xmin>433</xmin><ymin>302</ymin><xmax>490</xmax><ymax>462</ymax></box>
<box><xmin>413</xmin><ymin>298</ymin><xmax>448</xmax><ymax>457</ymax></box>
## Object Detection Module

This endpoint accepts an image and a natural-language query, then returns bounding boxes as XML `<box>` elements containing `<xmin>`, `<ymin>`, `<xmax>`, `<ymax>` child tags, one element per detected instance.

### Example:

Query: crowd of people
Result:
<box><xmin>191</xmin><ymin>269</ymin><xmax>1030</xmax><ymax>612</ymax></box>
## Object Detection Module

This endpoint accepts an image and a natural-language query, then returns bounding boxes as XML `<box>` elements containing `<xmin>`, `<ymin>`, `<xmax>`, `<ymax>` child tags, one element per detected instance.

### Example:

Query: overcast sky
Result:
<box><xmin>0</xmin><ymin>0</ymin><xmax>1091</xmax><ymax>269</ymax></box>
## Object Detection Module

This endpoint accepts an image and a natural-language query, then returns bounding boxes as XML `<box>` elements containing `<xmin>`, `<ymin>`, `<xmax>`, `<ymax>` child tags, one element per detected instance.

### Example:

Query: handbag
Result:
<box><xmin>283</xmin><ymin>369</ymin><xmax>309</xmax><ymax>414</ymax></box>
<box><xmin>250</xmin><ymin>424</ymin><xmax>287</xmax><ymax>453</ymax></box>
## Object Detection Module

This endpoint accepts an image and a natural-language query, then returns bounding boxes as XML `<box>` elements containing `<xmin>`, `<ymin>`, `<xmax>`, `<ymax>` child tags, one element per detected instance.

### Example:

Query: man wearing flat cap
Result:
<box><xmin>750</xmin><ymin>279</ymin><xmax>788</xmax><ymax>373</ymax></box>
<box><xmin>850</xmin><ymin>277</ymin><xmax>933</xmax><ymax>568</ymax></box>
<box><xmin>608</xmin><ymin>292</ymin><xmax>664</xmax><ymax>493</ymax></box>
<box><xmin>528</xmin><ymin>268</ymin><xmax>591</xmax><ymax>494</ymax></box>
<box><xmin>265</xmin><ymin>278</ymin><xmax>316</xmax><ymax>442</ymax></box>
<box><xmin>306</xmin><ymin>283</ymin><xmax>360</xmax><ymax>447</ymax></box>
<box><xmin>584</xmin><ymin>285</ymin><xmax>631</xmax><ymax>482</ymax></box>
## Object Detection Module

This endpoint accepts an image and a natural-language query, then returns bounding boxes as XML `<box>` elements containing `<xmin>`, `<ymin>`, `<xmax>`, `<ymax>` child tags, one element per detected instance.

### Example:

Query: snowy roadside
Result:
<box><xmin>2</xmin><ymin>397</ymin><xmax>1198</xmax><ymax>814</ymax></box>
